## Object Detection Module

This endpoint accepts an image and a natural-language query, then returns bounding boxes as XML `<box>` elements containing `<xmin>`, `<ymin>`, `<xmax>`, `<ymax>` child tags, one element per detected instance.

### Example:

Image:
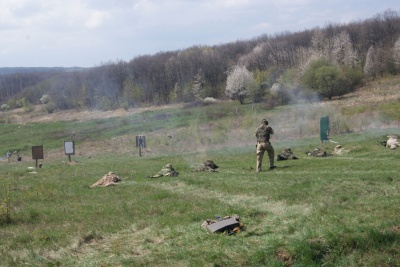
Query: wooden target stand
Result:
<box><xmin>136</xmin><ymin>135</ymin><xmax>146</xmax><ymax>157</ymax></box>
<box><xmin>64</xmin><ymin>141</ymin><xmax>75</xmax><ymax>162</ymax></box>
<box><xmin>31</xmin><ymin>145</ymin><xmax>44</xmax><ymax>168</ymax></box>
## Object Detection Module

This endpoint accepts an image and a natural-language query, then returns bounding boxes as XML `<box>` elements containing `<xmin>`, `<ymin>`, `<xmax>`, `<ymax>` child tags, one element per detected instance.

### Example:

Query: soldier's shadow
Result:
<box><xmin>244</xmin><ymin>230</ymin><xmax>272</xmax><ymax>237</ymax></box>
<box><xmin>274</xmin><ymin>165</ymin><xmax>293</xmax><ymax>169</ymax></box>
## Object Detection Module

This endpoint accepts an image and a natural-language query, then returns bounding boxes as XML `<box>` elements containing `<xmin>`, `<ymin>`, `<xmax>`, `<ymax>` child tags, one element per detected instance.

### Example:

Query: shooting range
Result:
<box><xmin>32</xmin><ymin>145</ymin><xmax>44</xmax><ymax>168</ymax></box>
<box><xmin>135</xmin><ymin>135</ymin><xmax>146</xmax><ymax>157</ymax></box>
<box><xmin>64</xmin><ymin>141</ymin><xmax>75</xmax><ymax>162</ymax></box>
<box><xmin>320</xmin><ymin>116</ymin><xmax>330</xmax><ymax>143</ymax></box>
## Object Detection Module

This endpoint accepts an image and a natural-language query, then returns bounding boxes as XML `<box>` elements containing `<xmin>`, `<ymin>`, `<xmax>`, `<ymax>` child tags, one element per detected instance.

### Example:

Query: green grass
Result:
<box><xmin>1</xmin><ymin>96</ymin><xmax>400</xmax><ymax>266</ymax></box>
<box><xmin>1</xmin><ymin>130</ymin><xmax>399</xmax><ymax>266</ymax></box>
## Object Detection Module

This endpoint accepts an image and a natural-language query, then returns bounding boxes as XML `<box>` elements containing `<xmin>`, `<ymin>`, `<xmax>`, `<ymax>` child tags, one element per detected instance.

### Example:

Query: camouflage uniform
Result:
<box><xmin>277</xmin><ymin>148</ymin><xmax>298</xmax><ymax>161</ymax></box>
<box><xmin>90</xmin><ymin>172</ymin><xmax>122</xmax><ymax>188</ymax></box>
<box><xmin>255</xmin><ymin>119</ymin><xmax>275</xmax><ymax>172</ymax></box>
<box><xmin>306</xmin><ymin>148</ymin><xmax>329</xmax><ymax>157</ymax></box>
<box><xmin>193</xmin><ymin>160</ymin><xmax>219</xmax><ymax>172</ymax></box>
<box><xmin>149</xmin><ymin>163</ymin><xmax>179</xmax><ymax>178</ymax></box>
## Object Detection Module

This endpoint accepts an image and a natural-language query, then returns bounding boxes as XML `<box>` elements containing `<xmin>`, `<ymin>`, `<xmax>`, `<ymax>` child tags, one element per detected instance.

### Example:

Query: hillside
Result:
<box><xmin>3</xmin><ymin>75</ymin><xmax>400</xmax><ymax>126</ymax></box>
<box><xmin>1</xmin><ymin>11</ymin><xmax>400</xmax><ymax>113</ymax></box>
<box><xmin>5</xmin><ymin>103</ymin><xmax>184</xmax><ymax>124</ymax></box>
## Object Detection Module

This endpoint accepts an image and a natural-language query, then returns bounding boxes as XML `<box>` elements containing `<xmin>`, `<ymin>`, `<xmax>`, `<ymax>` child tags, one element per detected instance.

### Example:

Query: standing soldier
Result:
<box><xmin>255</xmin><ymin>119</ymin><xmax>276</xmax><ymax>172</ymax></box>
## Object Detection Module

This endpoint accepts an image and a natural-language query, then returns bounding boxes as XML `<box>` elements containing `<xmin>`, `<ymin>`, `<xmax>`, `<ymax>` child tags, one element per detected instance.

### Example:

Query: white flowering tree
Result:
<box><xmin>364</xmin><ymin>45</ymin><xmax>378</xmax><ymax>79</ymax></box>
<box><xmin>394</xmin><ymin>37</ymin><xmax>400</xmax><ymax>73</ymax></box>
<box><xmin>40</xmin><ymin>94</ymin><xmax>50</xmax><ymax>104</ymax></box>
<box><xmin>225</xmin><ymin>65</ymin><xmax>255</xmax><ymax>104</ymax></box>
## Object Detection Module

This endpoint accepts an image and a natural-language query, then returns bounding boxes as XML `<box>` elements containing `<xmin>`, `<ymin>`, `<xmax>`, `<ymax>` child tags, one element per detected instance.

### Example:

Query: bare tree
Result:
<box><xmin>200</xmin><ymin>47</ymin><xmax>227</xmax><ymax>98</ymax></box>
<box><xmin>191</xmin><ymin>68</ymin><xmax>205</xmax><ymax>101</ymax></box>
<box><xmin>128</xmin><ymin>55</ymin><xmax>156</xmax><ymax>103</ymax></box>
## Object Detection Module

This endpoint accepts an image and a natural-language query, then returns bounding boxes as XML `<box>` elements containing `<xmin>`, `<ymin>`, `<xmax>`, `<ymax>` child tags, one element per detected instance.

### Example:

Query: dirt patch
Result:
<box><xmin>391</xmin><ymin>225</ymin><xmax>400</xmax><ymax>233</ymax></box>
<box><xmin>276</xmin><ymin>247</ymin><xmax>293</xmax><ymax>266</ymax></box>
<box><xmin>5</xmin><ymin>104</ymin><xmax>183</xmax><ymax>124</ymax></box>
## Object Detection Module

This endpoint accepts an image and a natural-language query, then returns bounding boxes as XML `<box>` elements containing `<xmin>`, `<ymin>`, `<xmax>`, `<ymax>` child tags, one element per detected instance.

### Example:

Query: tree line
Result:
<box><xmin>1</xmin><ymin>9</ymin><xmax>400</xmax><ymax>112</ymax></box>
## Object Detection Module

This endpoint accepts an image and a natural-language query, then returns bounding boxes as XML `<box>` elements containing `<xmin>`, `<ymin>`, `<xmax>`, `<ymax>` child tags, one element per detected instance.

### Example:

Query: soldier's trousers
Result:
<box><xmin>256</xmin><ymin>141</ymin><xmax>274</xmax><ymax>172</ymax></box>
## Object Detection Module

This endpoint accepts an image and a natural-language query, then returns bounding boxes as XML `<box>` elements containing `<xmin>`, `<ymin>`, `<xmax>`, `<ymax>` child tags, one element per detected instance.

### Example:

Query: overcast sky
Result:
<box><xmin>0</xmin><ymin>0</ymin><xmax>398</xmax><ymax>68</ymax></box>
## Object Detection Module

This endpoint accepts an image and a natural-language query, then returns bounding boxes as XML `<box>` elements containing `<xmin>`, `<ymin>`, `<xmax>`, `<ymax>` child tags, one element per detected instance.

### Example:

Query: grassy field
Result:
<box><xmin>1</xmin><ymin>77</ymin><xmax>400</xmax><ymax>266</ymax></box>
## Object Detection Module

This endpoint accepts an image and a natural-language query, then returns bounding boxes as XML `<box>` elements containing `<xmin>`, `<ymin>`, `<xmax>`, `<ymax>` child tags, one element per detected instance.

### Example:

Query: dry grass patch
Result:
<box><xmin>148</xmin><ymin>181</ymin><xmax>313</xmax><ymax>217</ymax></box>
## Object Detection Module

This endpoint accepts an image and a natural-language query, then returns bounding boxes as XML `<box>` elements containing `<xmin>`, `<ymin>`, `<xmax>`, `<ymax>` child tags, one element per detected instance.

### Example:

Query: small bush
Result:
<box><xmin>120</xmin><ymin>102</ymin><xmax>129</xmax><ymax>111</ymax></box>
<box><xmin>45</xmin><ymin>102</ymin><xmax>56</xmax><ymax>114</ymax></box>
<box><xmin>0</xmin><ymin>104</ymin><xmax>9</xmax><ymax>111</ymax></box>
<box><xmin>40</xmin><ymin>94</ymin><xmax>50</xmax><ymax>104</ymax></box>
<box><xmin>21</xmin><ymin>98</ymin><xmax>34</xmax><ymax>113</ymax></box>
<box><xmin>203</xmin><ymin>97</ymin><xmax>219</xmax><ymax>105</ymax></box>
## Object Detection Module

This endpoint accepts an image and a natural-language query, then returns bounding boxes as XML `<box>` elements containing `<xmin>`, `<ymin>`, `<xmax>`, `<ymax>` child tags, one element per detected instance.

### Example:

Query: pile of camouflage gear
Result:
<box><xmin>147</xmin><ymin>163</ymin><xmax>179</xmax><ymax>178</ymax></box>
<box><xmin>333</xmin><ymin>145</ymin><xmax>350</xmax><ymax>155</ymax></box>
<box><xmin>201</xmin><ymin>214</ymin><xmax>244</xmax><ymax>235</ymax></box>
<box><xmin>277</xmin><ymin>148</ymin><xmax>298</xmax><ymax>161</ymax></box>
<box><xmin>90</xmin><ymin>172</ymin><xmax>122</xmax><ymax>188</ymax></box>
<box><xmin>386</xmin><ymin>135</ymin><xmax>399</xmax><ymax>150</ymax></box>
<box><xmin>306</xmin><ymin>148</ymin><xmax>331</xmax><ymax>157</ymax></box>
<box><xmin>193</xmin><ymin>160</ymin><xmax>219</xmax><ymax>172</ymax></box>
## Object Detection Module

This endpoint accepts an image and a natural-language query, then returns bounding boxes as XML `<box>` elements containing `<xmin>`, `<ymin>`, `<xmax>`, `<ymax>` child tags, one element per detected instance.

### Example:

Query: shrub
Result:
<box><xmin>269</xmin><ymin>83</ymin><xmax>291</xmax><ymax>105</ymax></box>
<box><xmin>45</xmin><ymin>102</ymin><xmax>56</xmax><ymax>114</ymax></box>
<box><xmin>120</xmin><ymin>102</ymin><xmax>129</xmax><ymax>111</ymax></box>
<box><xmin>203</xmin><ymin>97</ymin><xmax>219</xmax><ymax>105</ymax></box>
<box><xmin>40</xmin><ymin>94</ymin><xmax>50</xmax><ymax>104</ymax></box>
<box><xmin>0</xmin><ymin>104</ymin><xmax>9</xmax><ymax>111</ymax></box>
<box><xmin>21</xmin><ymin>98</ymin><xmax>34</xmax><ymax>113</ymax></box>
<box><xmin>6</xmin><ymin>99</ymin><xmax>17</xmax><ymax>109</ymax></box>
<box><xmin>302</xmin><ymin>58</ymin><xmax>358</xmax><ymax>99</ymax></box>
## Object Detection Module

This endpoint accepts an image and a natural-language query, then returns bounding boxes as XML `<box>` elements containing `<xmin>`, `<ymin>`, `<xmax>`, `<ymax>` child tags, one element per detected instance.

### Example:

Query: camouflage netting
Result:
<box><xmin>305</xmin><ymin>148</ymin><xmax>332</xmax><ymax>157</ymax></box>
<box><xmin>147</xmin><ymin>163</ymin><xmax>179</xmax><ymax>178</ymax></box>
<box><xmin>192</xmin><ymin>160</ymin><xmax>219</xmax><ymax>172</ymax></box>
<box><xmin>90</xmin><ymin>172</ymin><xmax>122</xmax><ymax>188</ymax></box>
<box><xmin>277</xmin><ymin>148</ymin><xmax>299</xmax><ymax>161</ymax></box>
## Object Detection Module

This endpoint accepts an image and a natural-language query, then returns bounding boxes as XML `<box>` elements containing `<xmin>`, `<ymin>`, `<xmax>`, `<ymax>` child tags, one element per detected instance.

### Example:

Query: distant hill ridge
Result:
<box><xmin>0</xmin><ymin>67</ymin><xmax>85</xmax><ymax>75</ymax></box>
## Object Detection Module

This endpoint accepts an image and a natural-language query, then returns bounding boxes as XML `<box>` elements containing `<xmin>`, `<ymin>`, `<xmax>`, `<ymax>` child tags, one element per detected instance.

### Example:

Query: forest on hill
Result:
<box><xmin>1</xmin><ymin>9</ymin><xmax>400</xmax><ymax>112</ymax></box>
